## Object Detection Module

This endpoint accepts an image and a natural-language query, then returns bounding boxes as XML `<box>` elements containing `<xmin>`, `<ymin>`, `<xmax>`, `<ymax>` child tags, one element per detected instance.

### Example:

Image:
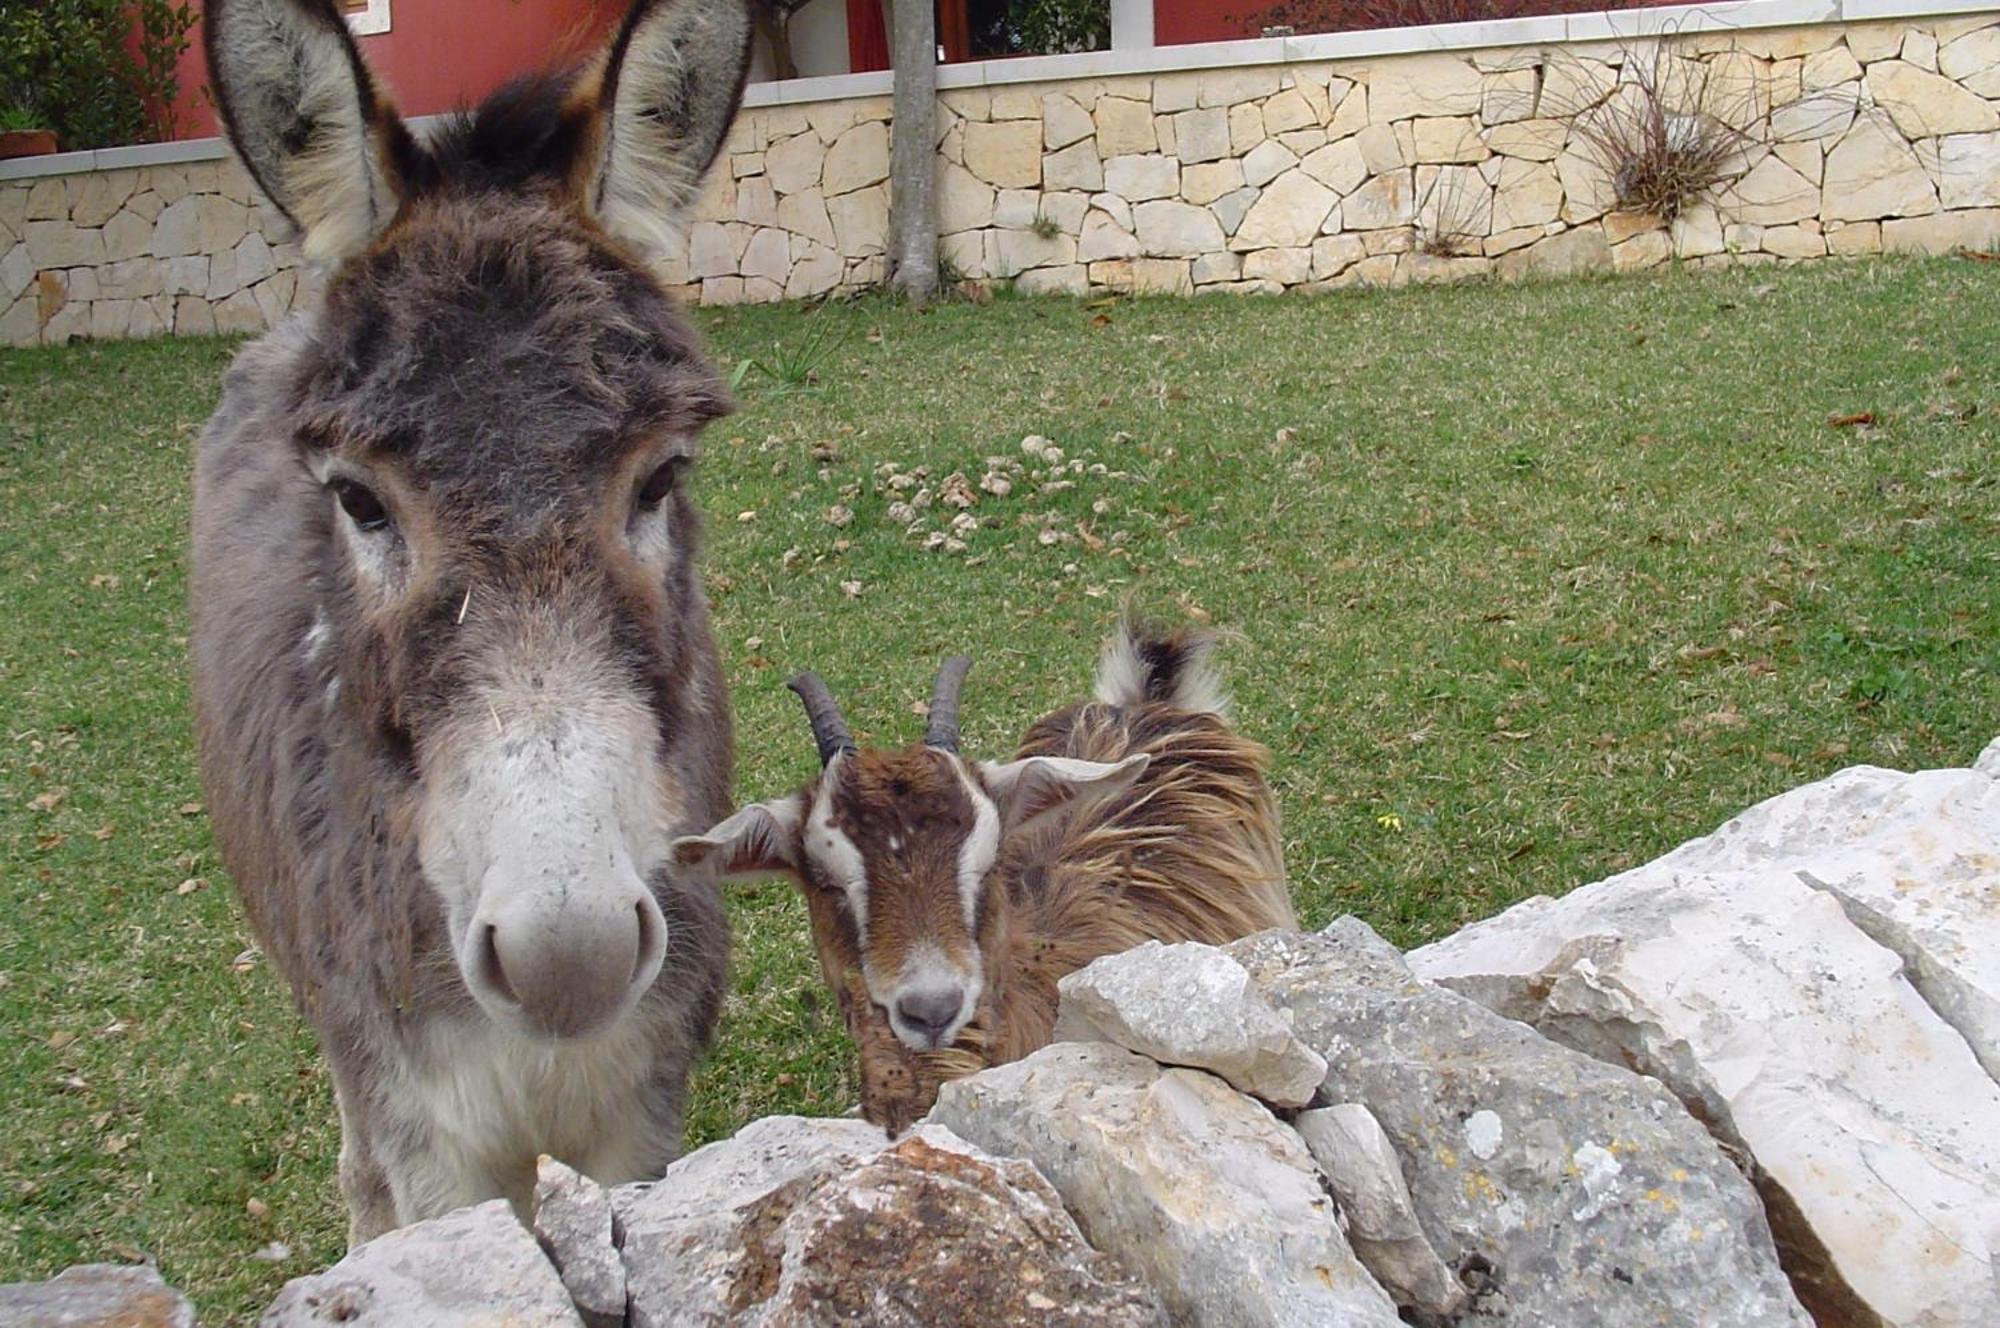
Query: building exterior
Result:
<box><xmin>7</xmin><ymin>0</ymin><xmax>2000</xmax><ymax>346</ymax></box>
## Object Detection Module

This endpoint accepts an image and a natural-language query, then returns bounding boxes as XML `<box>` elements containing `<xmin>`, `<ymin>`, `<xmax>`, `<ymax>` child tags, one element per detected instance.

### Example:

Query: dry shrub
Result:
<box><xmin>1548</xmin><ymin>44</ymin><xmax>1759</xmax><ymax>222</ymax></box>
<box><xmin>1415</xmin><ymin>165</ymin><xmax>1492</xmax><ymax>257</ymax></box>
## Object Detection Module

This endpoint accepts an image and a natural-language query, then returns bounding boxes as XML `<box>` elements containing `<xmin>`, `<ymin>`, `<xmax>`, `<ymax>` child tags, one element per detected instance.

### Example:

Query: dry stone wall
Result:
<box><xmin>4</xmin><ymin>736</ymin><xmax>1997</xmax><ymax>1324</ymax></box>
<box><xmin>0</xmin><ymin>154</ymin><xmax>309</xmax><ymax>348</ymax></box>
<box><xmin>7</xmin><ymin>10</ymin><xmax>2000</xmax><ymax>346</ymax></box>
<box><xmin>671</xmin><ymin>12</ymin><xmax>2000</xmax><ymax>305</ymax></box>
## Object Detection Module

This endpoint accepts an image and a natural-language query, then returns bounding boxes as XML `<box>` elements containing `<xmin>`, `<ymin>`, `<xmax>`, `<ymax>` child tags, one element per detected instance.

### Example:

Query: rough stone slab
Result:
<box><xmin>0</xmin><ymin>1264</ymin><xmax>196</xmax><ymax>1327</ymax></box>
<box><xmin>1230</xmin><ymin>923</ymin><xmax>1808</xmax><ymax>1328</ymax></box>
<box><xmin>1495</xmin><ymin>224</ymin><xmax>1610</xmax><ymax>280</ymax></box>
<box><xmin>534</xmin><ymin>1156</ymin><xmax>623</xmax><ymax>1328</ymax></box>
<box><xmin>1053</xmin><ymin>940</ymin><xmax>1325</xmax><ymax>1106</ymax></box>
<box><xmin>618</xmin><ymin>1116</ymin><xmax>1161</xmax><ymax>1327</ymax></box>
<box><xmin>1411</xmin><ymin>790</ymin><xmax>2000</xmax><ymax>1328</ymax></box>
<box><xmin>262</xmin><ymin>1199</ymin><xmax>582</xmax><ymax>1327</ymax></box>
<box><xmin>931</xmin><ymin>1040</ymin><xmax>1401</xmax><ymax>1328</ymax></box>
<box><xmin>1626</xmin><ymin>758</ymin><xmax>2000</xmax><ymax>1081</ymax></box>
<box><xmin>1296</xmin><ymin>1105</ymin><xmax>1465</xmax><ymax>1319</ymax></box>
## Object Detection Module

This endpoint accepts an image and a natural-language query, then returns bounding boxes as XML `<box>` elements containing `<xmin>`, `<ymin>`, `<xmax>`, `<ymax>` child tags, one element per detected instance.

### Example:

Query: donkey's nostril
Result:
<box><xmin>894</xmin><ymin>988</ymin><xmax>964</xmax><ymax>1045</ymax></box>
<box><xmin>631</xmin><ymin>895</ymin><xmax>666</xmax><ymax>989</ymax></box>
<box><xmin>476</xmin><ymin>923</ymin><xmax>519</xmax><ymax>1006</ymax></box>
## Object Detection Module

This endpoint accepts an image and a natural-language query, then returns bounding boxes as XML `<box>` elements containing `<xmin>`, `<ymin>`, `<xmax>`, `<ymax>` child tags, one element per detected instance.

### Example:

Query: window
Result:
<box><xmin>341</xmin><ymin>0</ymin><xmax>391</xmax><ymax>37</ymax></box>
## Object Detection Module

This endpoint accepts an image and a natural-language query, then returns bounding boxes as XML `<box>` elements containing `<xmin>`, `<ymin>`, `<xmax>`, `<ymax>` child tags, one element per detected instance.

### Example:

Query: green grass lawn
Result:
<box><xmin>3</xmin><ymin>257</ymin><xmax>1997</xmax><ymax>1322</ymax></box>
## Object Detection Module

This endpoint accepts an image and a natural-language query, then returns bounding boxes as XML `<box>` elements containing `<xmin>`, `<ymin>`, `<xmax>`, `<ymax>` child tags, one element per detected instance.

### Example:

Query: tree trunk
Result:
<box><xmin>887</xmin><ymin>0</ymin><xmax>937</xmax><ymax>303</ymax></box>
<box><xmin>753</xmin><ymin>4</ymin><xmax>799</xmax><ymax>82</ymax></box>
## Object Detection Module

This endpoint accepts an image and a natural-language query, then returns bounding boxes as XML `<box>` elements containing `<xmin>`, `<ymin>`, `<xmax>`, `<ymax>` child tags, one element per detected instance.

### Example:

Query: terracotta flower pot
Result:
<box><xmin>0</xmin><ymin>129</ymin><xmax>59</xmax><ymax>159</ymax></box>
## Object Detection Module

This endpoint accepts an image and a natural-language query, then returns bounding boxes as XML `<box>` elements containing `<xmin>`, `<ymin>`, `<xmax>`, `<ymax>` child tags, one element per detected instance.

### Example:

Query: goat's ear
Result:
<box><xmin>204</xmin><ymin>0</ymin><xmax>411</xmax><ymax>267</ymax></box>
<box><xmin>670</xmin><ymin>795</ymin><xmax>804</xmax><ymax>882</ymax></box>
<box><xmin>980</xmin><ymin>754</ymin><xmax>1150</xmax><ymax>841</ymax></box>
<box><xmin>585</xmin><ymin>0</ymin><xmax>753</xmax><ymax>258</ymax></box>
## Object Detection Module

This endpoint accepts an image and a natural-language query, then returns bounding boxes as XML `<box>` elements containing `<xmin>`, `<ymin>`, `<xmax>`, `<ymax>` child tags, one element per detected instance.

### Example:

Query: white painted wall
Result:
<box><xmin>747</xmin><ymin>0</ymin><xmax>853</xmax><ymax>83</ymax></box>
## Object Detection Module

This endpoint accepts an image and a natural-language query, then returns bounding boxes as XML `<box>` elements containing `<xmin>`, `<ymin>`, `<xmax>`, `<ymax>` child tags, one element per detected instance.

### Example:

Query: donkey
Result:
<box><xmin>673</xmin><ymin>623</ymin><xmax>1297</xmax><ymax>1132</ymax></box>
<box><xmin>191</xmin><ymin>0</ymin><xmax>751</xmax><ymax>1241</ymax></box>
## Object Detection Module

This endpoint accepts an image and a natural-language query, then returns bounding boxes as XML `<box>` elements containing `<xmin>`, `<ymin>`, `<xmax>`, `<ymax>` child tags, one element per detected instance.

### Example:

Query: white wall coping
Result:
<box><xmin>5</xmin><ymin>0</ymin><xmax>1993</xmax><ymax>182</ymax></box>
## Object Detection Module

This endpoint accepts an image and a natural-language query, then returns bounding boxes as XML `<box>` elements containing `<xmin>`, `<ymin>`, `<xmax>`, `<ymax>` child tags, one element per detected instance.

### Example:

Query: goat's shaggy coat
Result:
<box><xmin>192</xmin><ymin>0</ymin><xmax>751</xmax><ymax>1240</ymax></box>
<box><xmin>678</xmin><ymin>625</ymin><xmax>1296</xmax><ymax>1133</ymax></box>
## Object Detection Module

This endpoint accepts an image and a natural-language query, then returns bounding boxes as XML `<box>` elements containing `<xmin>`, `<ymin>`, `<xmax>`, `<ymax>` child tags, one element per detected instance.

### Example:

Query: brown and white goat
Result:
<box><xmin>673</xmin><ymin>624</ymin><xmax>1296</xmax><ymax>1131</ymax></box>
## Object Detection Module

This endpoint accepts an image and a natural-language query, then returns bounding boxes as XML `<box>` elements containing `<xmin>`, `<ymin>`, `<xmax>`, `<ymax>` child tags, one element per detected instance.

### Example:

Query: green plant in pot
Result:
<box><xmin>0</xmin><ymin>0</ymin><xmax>197</xmax><ymax>153</ymax></box>
<box><xmin>0</xmin><ymin>98</ymin><xmax>57</xmax><ymax>158</ymax></box>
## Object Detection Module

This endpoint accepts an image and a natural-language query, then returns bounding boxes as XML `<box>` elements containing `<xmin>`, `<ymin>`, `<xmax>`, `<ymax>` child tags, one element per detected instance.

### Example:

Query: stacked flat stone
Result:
<box><xmin>8</xmin><ymin>15</ymin><xmax>2000</xmax><ymax>340</ymax></box>
<box><xmin>1</xmin><ymin>156</ymin><xmax>307</xmax><ymax>346</ymax></box>
<box><xmin>659</xmin><ymin>14</ymin><xmax>2000</xmax><ymax>305</ymax></box>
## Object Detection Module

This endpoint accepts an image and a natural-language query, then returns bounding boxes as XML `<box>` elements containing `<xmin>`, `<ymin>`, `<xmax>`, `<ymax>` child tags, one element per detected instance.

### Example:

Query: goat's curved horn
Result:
<box><xmin>788</xmin><ymin>672</ymin><xmax>856</xmax><ymax>766</ymax></box>
<box><xmin>924</xmin><ymin>655</ymin><xmax>973</xmax><ymax>752</ymax></box>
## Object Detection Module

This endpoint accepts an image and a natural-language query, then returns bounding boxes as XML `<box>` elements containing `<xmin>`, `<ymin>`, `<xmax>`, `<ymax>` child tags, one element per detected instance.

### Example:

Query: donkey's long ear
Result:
<box><xmin>587</xmin><ymin>0</ymin><xmax>753</xmax><ymax>258</ymax></box>
<box><xmin>205</xmin><ymin>0</ymin><xmax>410</xmax><ymax>268</ymax></box>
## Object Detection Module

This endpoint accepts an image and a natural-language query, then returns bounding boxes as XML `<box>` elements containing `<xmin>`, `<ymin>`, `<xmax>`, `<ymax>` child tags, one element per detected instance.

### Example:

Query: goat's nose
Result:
<box><xmin>894</xmin><ymin>987</ymin><xmax>964</xmax><ymax>1045</ymax></box>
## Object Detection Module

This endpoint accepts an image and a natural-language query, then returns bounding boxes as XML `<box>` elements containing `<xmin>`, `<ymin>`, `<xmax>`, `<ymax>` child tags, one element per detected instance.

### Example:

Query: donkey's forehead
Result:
<box><xmin>301</xmin><ymin>198</ymin><xmax>726</xmax><ymax>484</ymax></box>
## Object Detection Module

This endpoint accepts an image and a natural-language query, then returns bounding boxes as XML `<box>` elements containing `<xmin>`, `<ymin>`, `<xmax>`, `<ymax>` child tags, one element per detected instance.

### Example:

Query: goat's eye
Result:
<box><xmin>637</xmin><ymin>457</ymin><xmax>688</xmax><ymax>510</ymax></box>
<box><xmin>330</xmin><ymin>477</ymin><xmax>391</xmax><ymax>533</ymax></box>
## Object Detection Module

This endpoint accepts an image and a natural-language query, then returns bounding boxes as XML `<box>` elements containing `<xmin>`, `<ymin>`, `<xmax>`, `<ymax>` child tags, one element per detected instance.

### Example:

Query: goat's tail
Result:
<box><xmin>1092</xmin><ymin>618</ymin><xmax>1230</xmax><ymax>716</ymax></box>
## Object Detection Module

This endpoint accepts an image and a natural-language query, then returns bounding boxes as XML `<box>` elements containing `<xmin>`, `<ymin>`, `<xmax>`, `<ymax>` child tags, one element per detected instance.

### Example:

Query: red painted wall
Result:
<box><xmin>1154</xmin><ymin>0</ymin><xmax>1682</xmax><ymax>46</ymax></box>
<box><xmin>167</xmin><ymin>0</ymin><xmax>616</xmax><ymax>140</ymax></box>
<box><xmin>1154</xmin><ymin>0</ymin><xmax>1255</xmax><ymax>45</ymax></box>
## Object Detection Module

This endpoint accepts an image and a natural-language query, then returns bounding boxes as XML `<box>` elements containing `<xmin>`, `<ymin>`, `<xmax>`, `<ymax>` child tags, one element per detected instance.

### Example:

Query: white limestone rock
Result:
<box><xmin>24</xmin><ymin>220</ymin><xmax>103</xmax><ymax>269</ymax></box>
<box><xmin>1130</xmin><ymin>200</ymin><xmax>1226</xmax><ymax>260</ymax></box>
<box><xmin>1368</xmin><ymin>53</ymin><xmax>1484</xmax><ymax>121</ymax></box>
<box><xmin>1183</xmin><ymin>159</ymin><xmax>1249</xmax><ymax>205</ymax></box>
<box><xmin>1093</xmin><ymin>97</ymin><xmax>1157</xmax><ymax>156</ymax></box>
<box><xmin>765</xmin><ymin>132</ymin><xmax>825</xmax><ymax>196</ymax></box>
<box><xmin>0</xmin><ymin>243</ymin><xmax>32</xmax><ymax>304</ymax></box>
<box><xmin>1232</xmin><ymin>922</ymin><xmax>1808</xmax><ymax>1328</ymax></box>
<box><xmin>823</xmin><ymin>121</ymin><xmax>890</xmax><ymax>196</ymax></box>
<box><xmin>1102</xmin><ymin>154</ymin><xmax>1179</xmax><ymax>203</ymax></box>
<box><xmin>1824</xmin><ymin>116</ymin><xmax>1938</xmax><ymax>220</ymax></box>
<box><xmin>533</xmin><ymin>1157</ymin><xmax>622</xmax><ymax>1328</ymax></box>
<box><xmin>964</xmin><ymin>119</ymin><xmax>1044</xmax><ymax>190</ymax></box>
<box><xmin>1240</xmin><ymin>246</ymin><xmax>1311</xmax><ymax>286</ymax></box>
<box><xmin>1725</xmin><ymin>154</ymin><xmax>1820</xmax><ymax>226</ymax></box>
<box><xmin>1412</xmin><ymin>754</ymin><xmax>2000</xmax><ymax>1328</ymax></box>
<box><xmin>0</xmin><ymin>1264</ymin><xmax>196</xmax><ymax>1328</ymax></box>
<box><xmin>1295</xmin><ymin>1104</ymin><xmax>1465</xmax><ymax>1319</ymax></box>
<box><xmin>1940</xmin><ymin>26</ymin><xmax>2000</xmax><ymax>97</ymax></box>
<box><xmin>1078</xmin><ymin>210</ymin><xmax>1141</xmax><ymax>262</ymax></box>
<box><xmin>1044</xmin><ymin>141</ymin><xmax>1106</xmax><ymax>193</ymax></box>
<box><xmin>1495</xmin><ymin>224</ymin><xmax>1610</xmax><ymax>279</ymax></box>
<box><xmin>931</xmin><ymin>1041</ymin><xmax>1401</xmax><ymax>1328</ymax></box>
<box><xmin>1298</xmin><ymin>139</ymin><xmax>1366</xmax><ymax>194</ymax></box>
<box><xmin>263</xmin><ymin>1199</ymin><xmax>582</xmax><ymax>1327</ymax></box>
<box><xmin>1044</xmin><ymin>94</ymin><xmax>1095</xmax><ymax>150</ymax></box>
<box><xmin>616</xmin><ymin>1117</ymin><xmax>1162</xmax><ymax>1327</ymax></box>
<box><xmin>1173</xmin><ymin>108</ymin><xmax>1231</xmax><ymax>164</ymax></box>
<box><xmin>1232</xmin><ymin>169</ymin><xmax>1337</xmax><ymax>249</ymax></box>
<box><xmin>1053</xmin><ymin>941</ymin><xmax>1326</xmax><ymax>1106</ymax></box>
<box><xmin>1772</xmin><ymin>88</ymin><xmax>1860</xmax><ymax>141</ymax></box>
<box><xmin>1336</xmin><ymin>171</ymin><xmax>1413</xmax><ymax>233</ymax></box>
<box><xmin>1865</xmin><ymin>59</ymin><xmax>2000</xmax><ymax>138</ymax></box>
<box><xmin>1937</xmin><ymin>131</ymin><xmax>2000</xmax><ymax>208</ymax></box>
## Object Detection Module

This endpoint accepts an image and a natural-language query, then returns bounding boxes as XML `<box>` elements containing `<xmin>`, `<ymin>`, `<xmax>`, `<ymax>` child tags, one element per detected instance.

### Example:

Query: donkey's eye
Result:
<box><xmin>637</xmin><ymin>457</ymin><xmax>688</xmax><ymax>510</ymax></box>
<box><xmin>330</xmin><ymin>478</ymin><xmax>391</xmax><ymax>533</ymax></box>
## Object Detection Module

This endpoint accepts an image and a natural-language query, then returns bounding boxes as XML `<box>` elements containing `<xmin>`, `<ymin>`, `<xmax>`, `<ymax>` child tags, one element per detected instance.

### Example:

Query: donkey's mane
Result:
<box><xmin>412</xmin><ymin>72</ymin><xmax>595</xmax><ymax>198</ymax></box>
